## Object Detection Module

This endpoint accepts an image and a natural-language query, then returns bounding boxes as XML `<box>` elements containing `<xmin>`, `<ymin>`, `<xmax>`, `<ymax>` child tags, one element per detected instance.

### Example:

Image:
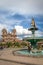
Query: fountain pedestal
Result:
<box><xmin>28</xmin><ymin>18</ymin><xmax>38</xmax><ymax>48</ymax></box>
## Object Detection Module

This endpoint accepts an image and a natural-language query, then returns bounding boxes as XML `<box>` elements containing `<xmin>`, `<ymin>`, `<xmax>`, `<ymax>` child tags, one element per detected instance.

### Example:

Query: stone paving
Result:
<box><xmin>0</xmin><ymin>48</ymin><xmax>43</xmax><ymax>65</ymax></box>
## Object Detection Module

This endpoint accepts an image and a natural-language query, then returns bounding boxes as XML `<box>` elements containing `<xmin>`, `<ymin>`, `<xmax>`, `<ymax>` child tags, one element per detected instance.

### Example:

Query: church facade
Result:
<box><xmin>1</xmin><ymin>28</ymin><xmax>17</xmax><ymax>43</ymax></box>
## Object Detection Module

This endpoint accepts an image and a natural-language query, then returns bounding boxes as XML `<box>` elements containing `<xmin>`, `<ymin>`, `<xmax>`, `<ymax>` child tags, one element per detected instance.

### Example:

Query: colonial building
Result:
<box><xmin>2</xmin><ymin>28</ymin><xmax>17</xmax><ymax>43</ymax></box>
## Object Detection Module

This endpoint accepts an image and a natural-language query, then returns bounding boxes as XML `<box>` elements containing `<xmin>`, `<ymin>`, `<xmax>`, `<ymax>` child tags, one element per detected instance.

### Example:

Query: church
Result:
<box><xmin>1</xmin><ymin>28</ymin><xmax>18</xmax><ymax>43</ymax></box>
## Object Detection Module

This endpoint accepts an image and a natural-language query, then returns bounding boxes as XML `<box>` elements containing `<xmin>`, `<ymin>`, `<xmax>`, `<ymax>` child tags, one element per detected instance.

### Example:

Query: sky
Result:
<box><xmin>0</xmin><ymin>0</ymin><xmax>43</xmax><ymax>39</ymax></box>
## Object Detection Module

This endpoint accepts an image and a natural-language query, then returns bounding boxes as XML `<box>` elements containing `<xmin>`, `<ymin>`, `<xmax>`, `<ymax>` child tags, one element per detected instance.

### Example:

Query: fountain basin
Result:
<box><xmin>13</xmin><ymin>49</ymin><xmax>43</xmax><ymax>58</ymax></box>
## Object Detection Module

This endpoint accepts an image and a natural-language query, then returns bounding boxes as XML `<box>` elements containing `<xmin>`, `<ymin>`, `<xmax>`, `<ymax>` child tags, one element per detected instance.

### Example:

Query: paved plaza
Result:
<box><xmin>0</xmin><ymin>48</ymin><xmax>43</xmax><ymax>65</ymax></box>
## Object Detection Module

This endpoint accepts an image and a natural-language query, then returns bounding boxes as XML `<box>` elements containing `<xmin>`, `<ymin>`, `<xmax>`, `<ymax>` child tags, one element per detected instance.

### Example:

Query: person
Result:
<box><xmin>0</xmin><ymin>46</ymin><xmax>3</xmax><ymax>50</ymax></box>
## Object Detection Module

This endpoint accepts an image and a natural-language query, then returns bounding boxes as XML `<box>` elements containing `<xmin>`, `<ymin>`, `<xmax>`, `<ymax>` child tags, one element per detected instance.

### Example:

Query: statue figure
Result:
<box><xmin>28</xmin><ymin>44</ymin><xmax>31</xmax><ymax>52</ymax></box>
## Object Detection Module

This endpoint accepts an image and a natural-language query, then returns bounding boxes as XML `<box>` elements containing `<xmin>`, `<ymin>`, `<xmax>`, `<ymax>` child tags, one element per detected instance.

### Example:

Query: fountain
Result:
<box><xmin>28</xmin><ymin>18</ymin><xmax>38</xmax><ymax>47</ymax></box>
<box><xmin>28</xmin><ymin>18</ymin><xmax>43</xmax><ymax>54</ymax></box>
<box><xmin>13</xmin><ymin>18</ymin><xmax>43</xmax><ymax>57</ymax></box>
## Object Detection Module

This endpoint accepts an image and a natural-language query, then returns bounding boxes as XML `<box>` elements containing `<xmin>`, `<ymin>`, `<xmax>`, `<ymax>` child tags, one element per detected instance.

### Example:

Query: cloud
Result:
<box><xmin>35</xmin><ymin>31</ymin><xmax>43</xmax><ymax>37</ymax></box>
<box><xmin>0</xmin><ymin>10</ymin><xmax>23</xmax><ymax>30</ymax></box>
<box><xmin>0</xmin><ymin>7</ymin><xmax>43</xmax><ymax>39</ymax></box>
<box><xmin>0</xmin><ymin>10</ymin><xmax>43</xmax><ymax>33</ymax></box>
<box><xmin>7</xmin><ymin>14</ymin><xmax>25</xmax><ymax>20</ymax></box>
<box><xmin>0</xmin><ymin>9</ymin><xmax>43</xmax><ymax>32</ymax></box>
<box><xmin>15</xmin><ymin>25</ymin><xmax>43</xmax><ymax>40</ymax></box>
<box><xmin>0</xmin><ymin>0</ymin><xmax>43</xmax><ymax>14</ymax></box>
<box><xmin>0</xmin><ymin>0</ymin><xmax>43</xmax><ymax>40</ymax></box>
<box><xmin>15</xmin><ymin>25</ymin><xmax>32</xmax><ymax>39</ymax></box>
<box><xmin>15</xmin><ymin>25</ymin><xmax>32</xmax><ymax>35</ymax></box>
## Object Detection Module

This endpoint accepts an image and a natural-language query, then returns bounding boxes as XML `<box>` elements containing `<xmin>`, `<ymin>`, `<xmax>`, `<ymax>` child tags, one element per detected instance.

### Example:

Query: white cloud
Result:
<box><xmin>15</xmin><ymin>25</ymin><xmax>43</xmax><ymax>38</ymax></box>
<box><xmin>35</xmin><ymin>31</ymin><xmax>43</xmax><ymax>37</ymax></box>
<box><xmin>16</xmin><ymin>36</ymin><xmax>22</xmax><ymax>40</ymax></box>
<box><xmin>15</xmin><ymin>25</ymin><xmax>32</xmax><ymax>35</ymax></box>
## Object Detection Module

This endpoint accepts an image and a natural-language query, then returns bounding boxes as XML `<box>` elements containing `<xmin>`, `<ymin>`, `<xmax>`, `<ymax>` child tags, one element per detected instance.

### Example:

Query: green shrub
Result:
<box><xmin>6</xmin><ymin>42</ymin><xmax>12</xmax><ymax>47</ymax></box>
<box><xmin>14</xmin><ymin>42</ymin><xmax>20</xmax><ymax>47</ymax></box>
<box><xmin>21</xmin><ymin>42</ymin><xmax>27</xmax><ymax>47</ymax></box>
<box><xmin>0</xmin><ymin>43</ymin><xmax>3</xmax><ymax>46</ymax></box>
